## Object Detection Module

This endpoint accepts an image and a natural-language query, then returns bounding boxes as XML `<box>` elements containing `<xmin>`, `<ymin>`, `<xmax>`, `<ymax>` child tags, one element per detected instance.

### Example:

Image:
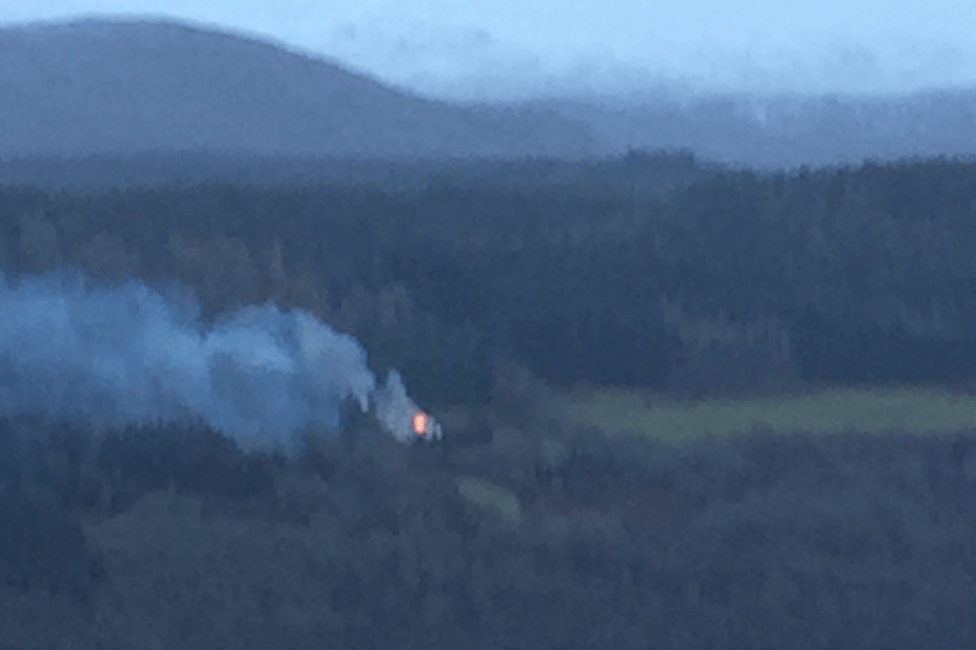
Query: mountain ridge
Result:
<box><xmin>2</xmin><ymin>16</ymin><xmax>976</xmax><ymax>168</ymax></box>
<box><xmin>0</xmin><ymin>17</ymin><xmax>601</xmax><ymax>159</ymax></box>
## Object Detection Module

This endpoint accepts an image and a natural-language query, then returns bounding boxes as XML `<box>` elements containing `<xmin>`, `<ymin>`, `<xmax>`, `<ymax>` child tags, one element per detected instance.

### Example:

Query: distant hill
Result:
<box><xmin>0</xmin><ymin>18</ymin><xmax>600</xmax><ymax>160</ymax></box>
<box><xmin>543</xmin><ymin>88</ymin><xmax>976</xmax><ymax>170</ymax></box>
<box><xmin>2</xmin><ymin>17</ymin><xmax>975</xmax><ymax>171</ymax></box>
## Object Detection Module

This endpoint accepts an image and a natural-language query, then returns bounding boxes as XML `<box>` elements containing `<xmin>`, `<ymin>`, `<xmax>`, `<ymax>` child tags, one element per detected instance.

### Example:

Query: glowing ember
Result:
<box><xmin>372</xmin><ymin>370</ymin><xmax>443</xmax><ymax>442</ymax></box>
<box><xmin>412</xmin><ymin>410</ymin><xmax>431</xmax><ymax>437</ymax></box>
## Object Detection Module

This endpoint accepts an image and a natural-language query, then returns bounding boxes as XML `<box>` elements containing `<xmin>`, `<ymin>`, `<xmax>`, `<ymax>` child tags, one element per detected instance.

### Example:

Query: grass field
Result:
<box><xmin>558</xmin><ymin>384</ymin><xmax>976</xmax><ymax>441</ymax></box>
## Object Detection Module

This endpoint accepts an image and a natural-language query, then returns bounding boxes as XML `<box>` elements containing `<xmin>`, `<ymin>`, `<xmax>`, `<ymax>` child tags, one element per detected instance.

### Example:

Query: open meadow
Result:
<box><xmin>559</xmin><ymin>383</ymin><xmax>976</xmax><ymax>441</ymax></box>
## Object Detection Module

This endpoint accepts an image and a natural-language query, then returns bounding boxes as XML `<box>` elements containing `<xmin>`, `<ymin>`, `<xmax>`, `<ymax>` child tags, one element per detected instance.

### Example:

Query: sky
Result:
<box><xmin>3</xmin><ymin>0</ymin><xmax>976</xmax><ymax>102</ymax></box>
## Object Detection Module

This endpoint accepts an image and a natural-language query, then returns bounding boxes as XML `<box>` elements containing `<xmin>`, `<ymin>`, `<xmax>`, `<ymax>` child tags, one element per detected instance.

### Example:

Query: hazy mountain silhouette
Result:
<box><xmin>0</xmin><ymin>18</ymin><xmax>599</xmax><ymax>160</ymax></box>
<box><xmin>2</xmin><ymin>17</ymin><xmax>975</xmax><ymax>169</ymax></box>
<box><xmin>543</xmin><ymin>88</ymin><xmax>976</xmax><ymax>169</ymax></box>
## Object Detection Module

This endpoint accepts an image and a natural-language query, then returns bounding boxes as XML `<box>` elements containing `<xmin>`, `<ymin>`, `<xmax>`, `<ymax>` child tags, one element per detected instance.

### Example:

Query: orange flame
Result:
<box><xmin>411</xmin><ymin>410</ymin><xmax>430</xmax><ymax>437</ymax></box>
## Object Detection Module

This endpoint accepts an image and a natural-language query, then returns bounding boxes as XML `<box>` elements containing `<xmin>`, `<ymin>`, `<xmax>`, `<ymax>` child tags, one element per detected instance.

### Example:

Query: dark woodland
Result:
<box><xmin>1</xmin><ymin>150</ymin><xmax>976</xmax><ymax>649</ymax></box>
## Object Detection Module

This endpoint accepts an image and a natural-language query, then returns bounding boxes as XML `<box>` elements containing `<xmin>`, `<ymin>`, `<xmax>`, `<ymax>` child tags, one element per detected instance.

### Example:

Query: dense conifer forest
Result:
<box><xmin>4</xmin><ymin>151</ymin><xmax>976</xmax><ymax>400</ymax></box>
<box><xmin>2</xmin><ymin>151</ymin><xmax>976</xmax><ymax>649</ymax></box>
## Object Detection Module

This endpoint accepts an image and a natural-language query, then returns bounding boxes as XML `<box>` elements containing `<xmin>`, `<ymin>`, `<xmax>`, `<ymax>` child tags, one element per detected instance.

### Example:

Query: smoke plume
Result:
<box><xmin>0</xmin><ymin>267</ymin><xmax>427</xmax><ymax>451</ymax></box>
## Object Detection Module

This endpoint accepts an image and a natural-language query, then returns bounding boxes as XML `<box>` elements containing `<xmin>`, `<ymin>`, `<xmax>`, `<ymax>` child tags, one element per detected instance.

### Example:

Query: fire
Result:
<box><xmin>411</xmin><ymin>410</ymin><xmax>430</xmax><ymax>437</ymax></box>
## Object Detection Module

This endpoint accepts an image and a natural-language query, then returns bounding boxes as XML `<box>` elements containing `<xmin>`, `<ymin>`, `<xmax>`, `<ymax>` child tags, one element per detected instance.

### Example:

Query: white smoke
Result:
<box><xmin>0</xmin><ymin>267</ymin><xmax>435</xmax><ymax>451</ymax></box>
<box><xmin>372</xmin><ymin>369</ymin><xmax>442</xmax><ymax>443</ymax></box>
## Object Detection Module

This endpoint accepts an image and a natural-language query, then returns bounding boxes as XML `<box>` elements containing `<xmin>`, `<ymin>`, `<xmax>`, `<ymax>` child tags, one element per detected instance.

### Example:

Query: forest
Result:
<box><xmin>1</xmin><ymin>150</ymin><xmax>976</xmax><ymax>649</ymax></box>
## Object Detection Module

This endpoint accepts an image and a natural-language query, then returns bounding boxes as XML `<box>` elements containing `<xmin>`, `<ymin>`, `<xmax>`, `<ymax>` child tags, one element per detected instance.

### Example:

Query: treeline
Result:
<box><xmin>4</xmin><ymin>152</ymin><xmax>976</xmax><ymax>649</ymax></box>
<box><xmin>4</xmin><ymin>414</ymin><xmax>976</xmax><ymax>649</ymax></box>
<box><xmin>2</xmin><ymin>151</ymin><xmax>976</xmax><ymax>406</ymax></box>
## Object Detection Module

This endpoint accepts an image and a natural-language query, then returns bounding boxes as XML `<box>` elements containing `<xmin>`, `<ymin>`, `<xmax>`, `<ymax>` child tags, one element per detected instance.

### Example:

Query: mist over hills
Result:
<box><xmin>1</xmin><ymin>17</ymin><xmax>976</xmax><ymax>169</ymax></box>
<box><xmin>547</xmin><ymin>88</ymin><xmax>976</xmax><ymax>170</ymax></box>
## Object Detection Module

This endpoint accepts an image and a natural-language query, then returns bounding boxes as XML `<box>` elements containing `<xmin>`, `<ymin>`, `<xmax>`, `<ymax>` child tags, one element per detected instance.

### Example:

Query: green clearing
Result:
<box><xmin>455</xmin><ymin>475</ymin><xmax>522</xmax><ymax>526</ymax></box>
<box><xmin>557</xmin><ymin>385</ymin><xmax>976</xmax><ymax>441</ymax></box>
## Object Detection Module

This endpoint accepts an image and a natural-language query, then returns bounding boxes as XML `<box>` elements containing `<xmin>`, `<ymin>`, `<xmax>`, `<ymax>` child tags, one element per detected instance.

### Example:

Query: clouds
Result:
<box><xmin>3</xmin><ymin>0</ymin><xmax>976</xmax><ymax>101</ymax></box>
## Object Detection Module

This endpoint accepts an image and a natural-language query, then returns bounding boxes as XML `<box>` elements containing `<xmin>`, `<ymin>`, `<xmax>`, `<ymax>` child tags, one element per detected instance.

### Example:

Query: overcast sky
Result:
<box><xmin>3</xmin><ymin>0</ymin><xmax>976</xmax><ymax>102</ymax></box>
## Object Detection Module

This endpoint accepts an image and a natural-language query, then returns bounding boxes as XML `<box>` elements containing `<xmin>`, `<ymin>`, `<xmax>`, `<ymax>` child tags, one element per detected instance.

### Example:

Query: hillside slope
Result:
<box><xmin>545</xmin><ymin>88</ymin><xmax>976</xmax><ymax>169</ymax></box>
<box><xmin>0</xmin><ymin>18</ymin><xmax>599</xmax><ymax>159</ymax></box>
